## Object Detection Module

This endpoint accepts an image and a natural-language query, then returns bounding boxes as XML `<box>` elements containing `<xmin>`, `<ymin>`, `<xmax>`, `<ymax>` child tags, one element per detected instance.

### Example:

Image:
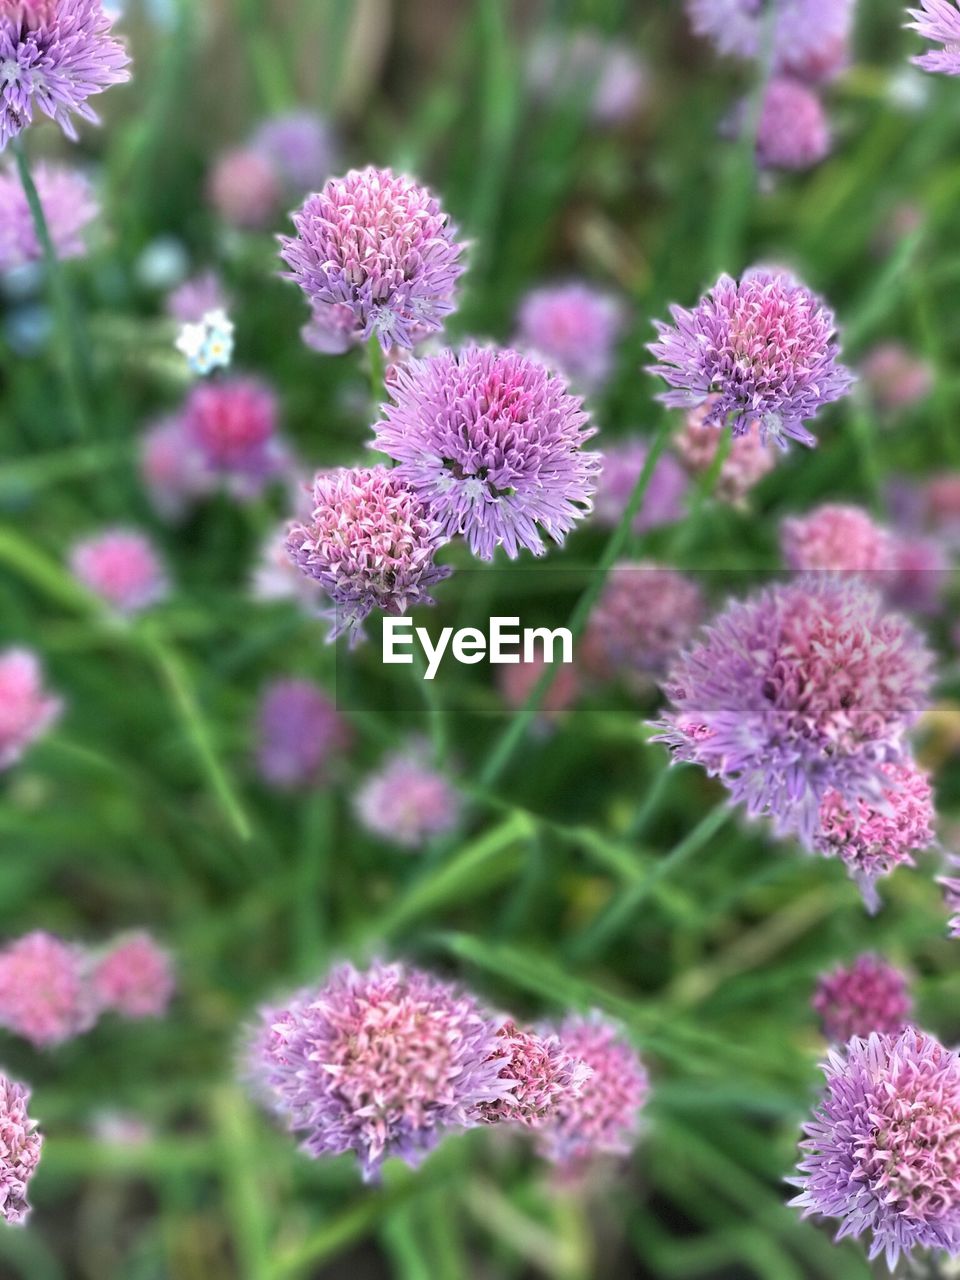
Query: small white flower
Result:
<box><xmin>175</xmin><ymin>308</ymin><xmax>235</xmax><ymax>376</ymax></box>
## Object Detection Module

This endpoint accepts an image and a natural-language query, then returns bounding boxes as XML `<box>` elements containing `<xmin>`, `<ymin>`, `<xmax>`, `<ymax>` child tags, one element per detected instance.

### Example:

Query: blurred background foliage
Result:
<box><xmin>2</xmin><ymin>0</ymin><xmax>960</xmax><ymax>1276</ymax></box>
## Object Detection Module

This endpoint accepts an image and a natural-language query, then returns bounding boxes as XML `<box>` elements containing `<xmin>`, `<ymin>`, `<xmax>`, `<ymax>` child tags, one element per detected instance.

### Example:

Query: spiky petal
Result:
<box><xmin>0</xmin><ymin>1073</ymin><xmax>42</xmax><ymax>1225</ymax></box>
<box><xmin>907</xmin><ymin>0</ymin><xmax>960</xmax><ymax>76</ymax></box>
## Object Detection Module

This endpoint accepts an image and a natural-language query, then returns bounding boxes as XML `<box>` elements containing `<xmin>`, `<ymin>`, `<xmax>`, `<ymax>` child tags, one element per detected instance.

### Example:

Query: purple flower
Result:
<box><xmin>0</xmin><ymin>931</ymin><xmax>95</xmax><ymax>1049</ymax></box>
<box><xmin>182</xmin><ymin>376</ymin><xmax>285</xmax><ymax>495</ymax></box>
<box><xmin>0</xmin><ymin>1073</ymin><xmax>42</xmax><ymax>1225</ymax></box>
<box><xmin>372</xmin><ymin>346</ymin><xmax>600</xmax><ymax>560</ymax></box>
<box><xmin>814</xmin><ymin>759</ymin><xmax>936</xmax><ymax>912</ymax></box>
<box><xmin>594</xmin><ymin>437</ymin><xmax>689</xmax><ymax>533</ymax></box>
<box><xmin>477</xmin><ymin>1020</ymin><xmax>590</xmax><ymax>1128</ymax></box>
<box><xmin>648</xmin><ymin>270</ymin><xmax>854</xmax><ymax>448</ymax></box>
<box><xmin>938</xmin><ymin>854</ymin><xmax>960</xmax><ymax>938</ymax></box>
<box><xmin>91</xmin><ymin>932</ymin><xmax>174</xmax><ymax>1020</ymax></box>
<box><xmin>286</xmin><ymin>466</ymin><xmax>452</xmax><ymax>645</ymax></box>
<box><xmin>756</xmin><ymin>77</ymin><xmax>830</xmax><ymax>171</ymax></box>
<box><xmin>654</xmin><ymin>576</ymin><xmax>934</xmax><ymax>843</ymax></box>
<box><xmin>250</xmin><ymin>110</ymin><xmax>336</xmax><ymax>196</ymax></box>
<box><xmin>165</xmin><ymin>271</ymin><xmax>226</xmax><ymax>324</ymax></box>
<box><xmin>0</xmin><ymin>159</ymin><xmax>96</xmax><ymax>271</ymax></box>
<box><xmin>0</xmin><ymin>0</ymin><xmax>130</xmax><ymax>150</ymax></box>
<box><xmin>781</xmin><ymin>504</ymin><xmax>897</xmax><ymax>573</ymax></box>
<box><xmin>207</xmin><ymin>146</ymin><xmax>280</xmax><ymax>231</ymax></box>
<box><xmin>354</xmin><ymin>743</ymin><xmax>460</xmax><ymax>848</ymax></box>
<box><xmin>812</xmin><ymin>955</ymin><xmax>913</xmax><ymax>1044</ymax></box>
<box><xmin>254</xmin><ymin>678</ymin><xmax>351</xmax><ymax>790</ymax></box>
<box><xmin>535</xmin><ymin>1015</ymin><xmax>649</xmax><ymax>1171</ymax></box>
<box><xmin>138</xmin><ymin>414</ymin><xmax>211</xmax><ymax>520</ymax></box>
<box><xmin>69</xmin><ymin>527</ymin><xmax>169</xmax><ymax>615</ymax></box>
<box><xmin>582</xmin><ymin>562</ymin><xmax>704</xmax><ymax>689</ymax></box>
<box><xmin>687</xmin><ymin>0</ymin><xmax>855</xmax><ymax>83</ymax></box>
<box><xmin>790</xmin><ymin>1028</ymin><xmax>960</xmax><ymax>1268</ymax></box>
<box><xmin>908</xmin><ymin>1</ymin><xmax>960</xmax><ymax>76</ymax></box>
<box><xmin>515</xmin><ymin>282</ymin><xmax>625</xmax><ymax>390</ymax></box>
<box><xmin>248</xmin><ymin>961</ymin><xmax>511</xmax><ymax>1180</ymax></box>
<box><xmin>0</xmin><ymin>648</ymin><xmax>61</xmax><ymax>769</ymax></box>
<box><xmin>279</xmin><ymin>167</ymin><xmax>465</xmax><ymax>353</ymax></box>
<box><xmin>674</xmin><ymin>399</ymin><xmax>777</xmax><ymax>505</ymax></box>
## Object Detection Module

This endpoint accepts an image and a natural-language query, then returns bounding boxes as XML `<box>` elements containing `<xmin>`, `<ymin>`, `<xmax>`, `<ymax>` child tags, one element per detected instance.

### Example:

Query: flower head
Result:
<box><xmin>687</xmin><ymin>0</ymin><xmax>855</xmax><ymax>82</ymax></box>
<box><xmin>593</xmin><ymin>437</ymin><xmax>689</xmax><ymax>533</ymax></box>
<box><xmin>674</xmin><ymin>399</ymin><xmax>776</xmax><ymax>504</ymax></box>
<box><xmin>648</xmin><ymin>270</ymin><xmax>854</xmax><ymax>448</ymax></box>
<box><xmin>812</xmin><ymin>955</ymin><xmax>913</xmax><ymax>1044</ymax></box>
<box><xmin>286</xmin><ymin>466</ymin><xmax>451</xmax><ymax>645</ymax></box>
<box><xmin>908</xmin><ymin>1</ymin><xmax>960</xmax><ymax>76</ymax></box>
<box><xmin>91</xmin><ymin>932</ymin><xmax>174</xmax><ymax>1019</ymax></box>
<box><xmin>861</xmin><ymin>342</ymin><xmax>933</xmax><ymax>413</ymax></box>
<box><xmin>0</xmin><ymin>648</ymin><xmax>61</xmax><ymax>769</ymax></box>
<box><xmin>0</xmin><ymin>1073</ymin><xmax>42</xmax><ymax>1225</ymax></box>
<box><xmin>70</xmin><ymin>527</ymin><xmax>169</xmax><ymax>614</ymax></box>
<box><xmin>279</xmin><ymin>167</ymin><xmax>465</xmax><ymax>352</ymax></box>
<box><xmin>0</xmin><ymin>931</ymin><xmax>94</xmax><ymax>1048</ymax></box>
<box><xmin>790</xmin><ymin>1028</ymin><xmax>960</xmax><ymax>1268</ymax></box>
<box><xmin>250</xmin><ymin>110</ymin><xmax>336</xmax><ymax>195</ymax></box>
<box><xmin>207</xmin><ymin>146</ymin><xmax>280</xmax><ymax>230</ymax></box>
<box><xmin>477</xmin><ymin>1021</ymin><xmax>590</xmax><ymax>1128</ymax></box>
<box><xmin>354</xmin><ymin>744</ymin><xmax>460</xmax><ymax>848</ymax></box>
<box><xmin>255</xmin><ymin>678</ymin><xmax>350</xmax><ymax>790</ymax></box>
<box><xmin>536</xmin><ymin>1015</ymin><xmax>648</xmax><ymax>1171</ymax></box>
<box><xmin>814</xmin><ymin>759</ymin><xmax>936</xmax><ymax>911</ymax></box>
<box><xmin>182</xmin><ymin>376</ymin><xmax>284</xmax><ymax>493</ymax></box>
<box><xmin>372</xmin><ymin>346</ymin><xmax>599</xmax><ymax>560</ymax></box>
<box><xmin>249</xmin><ymin>960</ymin><xmax>510</xmax><ymax>1179</ymax></box>
<box><xmin>582</xmin><ymin>563</ymin><xmax>704</xmax><ymax>688</ymax></box>
<box><xmin>0</xmin><ymin>159</ymin><xmax>96</xmax><ymax>271</ymax></box>
<box><xmin>755</xmin><ymin>76</ymin><xmax>830</xmax><ymax>171</ymax></box>
<box><xmin>165</xmin><ymin>271</ymin><xmax>226</xmax><ymax>324</ymax></box>
<box><xmin>781</xmin><ymin>504</ymin><xmax>897</xmax><ymax>573</ymax></box>
<box><xmin>515</xmin><ymin>282</ymin><xmax>624</xmax><ymax>390</ymax></box>
<box><xmin>0</xmin><ymin>0</ymin><xmax>130</xmax><ymax>150</ymax></box>
<box><xmin>175</xmin><ymin>307</ymin><xmax>235</xmax><ymax>376</ymax></box>
<box><xmin>655</xmin><ymin>576</ymin><xmax>933</xmax><ymax>842</ymax></box>
<box><xmin>139</xmin><ymin>414</ymin><xmax>211</xmax><ymax>520</ymax></box>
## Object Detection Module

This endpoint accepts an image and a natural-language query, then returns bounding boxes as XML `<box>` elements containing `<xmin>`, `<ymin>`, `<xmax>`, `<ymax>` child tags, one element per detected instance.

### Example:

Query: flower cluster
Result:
<box><xmin>254</xmin><ymin>678</ymin><xmax>351</xmax><ymax>790</ymax></box>
<box><xmin>0</xmin><ymin>159</ymin><xmax>97</xmax><ymax>271</ymax></box>
<box><xmin>69</xmin><ymin>527</ymin><xmax>169</xmax><ymax>615</ymax></box>
<box><xmin>182</xmin><ymin>376</ymin><xmax>285</xmax><ymax>494</ymax></box>
<box><xmin>687</xmin><ymin>0</ymin><xmax>855</xmax><ymax>82</ymax></box>
<box><xmin>0</xmin><ymin>648</ymin><xmax>61</xmax><ymax>770</ymax></box>
<box><xmin>373</xmin><ymin>346</ymin><xmax>600</xmax><ymax>560</ymax></box>
<box><xmin>790</xmin><ymin>1029</ymin><xmax>960</xmax><ymax>1268</ymax></box>
<box><xmin>477</xmin><ymin>1021</ymin><xmax>591</xmax><ymax>1128</ymax></box>
<box><xmin>812</xmin><ymin>955</ymin><xmax>913</xmax><ymax>1043</ymax></box>
<box><xmin>354</xmin><ymin>744</ymin><xmax>461</xmax><ymax>849</ymax></box>
<box><xmin>756</xmin><ymin>76</ymin><xmax>831</xmax><ymax>171</ymax></box>
<box><xmin>175</xmin><ymin>307</ymin><xmax>235</xmax><ymax>376</ymax></box>
<box><xmin>515</xmin><ymin>282</ymin><xmax>624</xmax><ymax>391</ymax></box>
<box><xmin>674</xmin><ymin>400</ymin><xmax>776</xmax><ymax>504</ymax></box>
<box><xmin>593</xmin><ymin>437</ymin><xmax>688</xmax><ymax>533</ymax></box>
<box><xmin>0</xmin><ymin>1073</ymin><xmax>42</xmax><ymax>1226</ymax></box>
<box><xmin>648</xmin><ymin>270</ymin><xmax>854</xmax><ymax>448</ymax></box>
<box><xmin>655</xmin><ymin>576</ymin><xmax>933</xmax><ymax>843</ymax></box>
<box><xmin>0</xmin><ymin>930</ymin><xmax>173</xmax><ymax>1049</ymax></box>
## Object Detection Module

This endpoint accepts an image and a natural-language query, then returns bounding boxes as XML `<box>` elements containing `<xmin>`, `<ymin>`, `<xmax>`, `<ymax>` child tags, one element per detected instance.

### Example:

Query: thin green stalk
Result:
<box><xmin>368</xmin><ymin>332</ymin><xmax>386</xmax><ymax>409</ymax></box>
<box><xmin>212</xmin><ymin>1088</ymin><xmax>273</xmax><ymax>1280</ymax></box>
<box><xmin>294</xmin><ymin>791</ymin><xmax>333</xmax><ymax>966</ymax></box>
<box><xmin>478</xmin><ymin>414</ymin><xmax>673</xmax><ymax>790</ymax></box>
<box><xmin>469</xmin><ymin>0</ymin><xmax>518</xmax><ymax>281</ymax></box>
<box><xmin>235</xmin><ymin>0</ymin><xmax>292</xmax><ymax>112</ymax></box>
<box><xmin>12</xmin><ymin>137</ymin><xmax>91</xmax><ymax>440</ymax></box>
<box><xmin>667</xmin><ymin>431</ymin><xmax>732</xmax><ymax>561</ymax></box>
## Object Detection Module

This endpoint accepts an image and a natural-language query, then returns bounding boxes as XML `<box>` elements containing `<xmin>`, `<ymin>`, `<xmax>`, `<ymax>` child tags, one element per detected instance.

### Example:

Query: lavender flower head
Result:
<box><xmin>477</xmin><ymin>1021</ymin><xmax>590</xmax><ymax>1128</ymax></box>
<box><xmin>372</xmin><ymin>346</ymin><xmax>600</xmax><ymax>560</ymax></box>
<box><xmin>254</xmin><ymin>678</ymin><xmax>350</xmax><ymax>791</ymax></box>
<box><xmin>91</xmin><ymin>932</ymin><xmax>174</xmax><ymax>1020</ymax></box>
<box><xmin>286</xmin><ymin>466</ymin><xmax>451</xmax><ymax>645</ymax></box>
<box><xmin>536</xmin><ymin>1015</ymin><xmax>649</xmax><ymax>1171</ymax></box>
<box><xmin>0</xmin><ymin>931</ymin><xmax>94</xmax><ymax>1049</ymax></box>
<box><xmin>908</xmin><ymin>1</ymin><xmax>960</xmax><ymax>76</ymax></box>
<box><xmin>812</xmin><ymin>955</ymin><xmax>913</xmax><ymax>1044</ymax></box>
<box><xmin>814</xmin><ymin>759</ymin><xmax>936</xmax><ymax>912</ymax></box>
<box><xmin>781</xmin><ymin>504</ymin><xmax>896</xmax><ymax>573</ymax></box>
<box><xmin>515</xmin><ymin>282</ymin><xmax>624</xmax><ymax>391</ymax></box>
<box><xmin>138</xmin><ymin>414</ymin><xmax>211</xmax><ymax>521</ymax></box>
<box><xmin>0</xmin><ymin>1073</ymin><xmax>41</xmax><ymax>1225</ymax></box>
<box><xmin>354</xmin><ymin>744</ymin><xmax>460</xmax><ymax>849</ymax></box>
<box><xmin>251</xmin><ymin>110</ymin><xmax>336</xmax><ymax>195</ymax></box>
<box><xmin>0</xmin><ymin>648</ymin><xmax>61</xmax><ymax>770</ymax></box>
<box><xmin>648</xmin><ymin>270</ymin><xmax>854</xmax><ymax>449</ymax></box>
<box><xmin>0</xmin><ymin>160</ymin><xmax>96</xmax><ymax>271</ymax></box>
<box><xmin>165</xmin><ymin>271</ymin><xmax>226</xmax><ymax>324</ymax></box>
<box><xmin>755</xmin><ymin>76</ymin><xmax>830</xmax><ymax>171</ymax></box>
<box><xmin>687</xmin><ymin>0</ymin><xmax>855</xmax><ymax>83</ymax></box>
<box><xmin>182</xmin><ymin>376</ymin><xmax>284</xmax><ymax>495</ymax></box>
<box><xmin>69</xmin><ymin>527</ymin><xmax>169</xmax><ymax>615</ymax></box>
<box><xmin>279</xmin><ymin>167</ymin><xmax>465</xmax><ymax>353</ymax></box>
<box><xmin>249</xmin><ymin>960</ymin><xmax>511</xmax><ymax>1179</ymax></box>
<box><xmin>790</xmin><ymin>1028</ymin><xmax>960</xmax><ymax>1268</ymax></box>
<box><xmin>674</xmin><ymin>398</ymin><xmax>776</xmax><ymax>505</ymax></box>
<box><xmin>207</xmin><ymin>146</ymin><xmax>280</xmax><ymax>231</ymax></box>
<box><xmin>582</xmin><ymin>563</ymin><xmax>704</xmax><ymax>688</ymax></box>
<box><xmin>654</xmin><ymin>576</ymin><xmax>933</xmax><ymax>843</ymax></box>
<box><xmin>593</xmin><ymin>437</ymin><xmax>689</xmax><ymax>533</ymax></box>
<box><xmin>0</xmin><ymin>0</ymin><xmax>130</xmax><ymax>150</ymax></box>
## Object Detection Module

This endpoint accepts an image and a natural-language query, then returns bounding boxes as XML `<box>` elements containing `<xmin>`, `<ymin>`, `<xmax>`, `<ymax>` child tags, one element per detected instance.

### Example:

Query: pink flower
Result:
<box><xmin>812</xmin><ymin>955</ymin><xmax>913</xmax><ymax>1043</ymax></box>
<box><xmin>165</xmin><ymin>271</ymin><xmax>226</xmax><ymax>324</ymax></box>
<box><xmin>861</xmin><ymin>342</ymin><xmax>933</xmax><ymax>413</ymax></box>
<box><xmin>674</xmin><ymin>399</ymin><xmax>776</xmax><ymax>504</ymax></box>
<box><xmin>207</xmin><ymin>146</ymin><xmax>281</xmax><ymax>230</ymax></box>
<box><xmin>69</xmin><ymin>527</ymin><xmax>169</xmax><ymax>614</ymax></box>
<box><xmin>254</xmin><ymin>678</ymin><xmax>351</xmax><ymax>790</ymax></box>
<box><xmin>0</xmin><ymin>648</ymin><xmax>61</xmax><ymax>769</ymax></box>
<box><xmin>0</xmin><ymin>159</ymin><xmax>97</xmax><ymax>270</ymax></box>
<box><xmin>755</xmin><ymin>77</ymin><xmax>830</xmax><ymax>171</ymax></box>
<box><xmin>478</xmin><ymin>1021</ymin><xmax>590</xmax><ymax>1128</ymax></box>
<box><xmin>354</xmin><ymin>744</ymin><xmax>460</xmax><ymax>848</ymax></box>
<box><xmin>582</xmin><ymin>563</ymin><xmax>703</xmax><ymax>687</ymax></box>
<box><xmin>91</xmin><ymin>932</ymin><xmax>174</xmax><ymax>1019</ymax></box>
<box><xmin>515</xmin><ymin>282</ymin><xmax>624</xmax><ymax>390</ymax></box>
<box><xmin>139</xmin><ymin>415</ymin><xmax>211</xmax><ymax>520</ymax></box>
<box><xmin>0</xmin><ymin>931</ymin><xmax>94</xmax><ymax>1049</ymax></box>
<box><xmin>182</xmin><ymin>376</ymin><xmax>284</xmax><ymax>494</ymax></box>
<box><xmin>593</xmin><ymin>438</ymin><xmax>688</xmax><ymax>533</ymax></box>
<box><xmin>498</xmin><ymin>655</ymin><xmax>581</xmax><ymax>721</ymax></box>
<box><xmin>0</xmin><ymin>1073</ymin><xmax>42</xmax><ymax>1225</ymax></box>
<box><xmin>780</xmin><ymin>504</ymin><xmax>897</xmax><ymax>573</ymax></box>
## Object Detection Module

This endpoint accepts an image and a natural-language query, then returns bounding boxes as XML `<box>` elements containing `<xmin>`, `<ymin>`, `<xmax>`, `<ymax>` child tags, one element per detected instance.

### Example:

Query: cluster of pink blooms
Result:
<box><xmin>812</xmin><ymin>954</ymin><xmax>913</xmax><ymax>1043</ymax></box>
<box><xmin>254</xmin><ymin>678</ymin><xmax>351</xmax><ymax>791</ymax></box>
<box><xmin>593</xmin><ymin>438</ymin><xmax>688</xmax><ymax>533</ymax></box>
<box><xmin>0</xmin><ymin>930</ymin><xmax>173</xmax><ymax>1049</ymax></box>
<box><xmin>69</xmin><ymin>527</ymin><xmax>169</xmax><ymax>615</ymax></box>
<box><xmin>0</xmin><ymin>648</ymin><xmax>61</xmax><ymax>770</ymax></box>
<box><xmin>0</xmin><ymin>1073</ymin><xmax>42</xmax><ymax>1225</ymax></box>
<box><xmin>354</xmin><ymin>744</ymin><xmax>461</xmax><ymax>849</ymax></box>
<box><xmin>861</xmin><ymin>342</ymin><xmax>934</xmax><ymax>413</ymax></box>
<box><xmin>673</xmin><ymin>399</ymin><xmax>776</xmax><ymax>505</ymax></box>
<box><xmin>0</xmin><ymin>159</ymin><xmax>97</xmax><ymax>272</ymax></box>
<box><xmin>247</xmin><ymin>960</ymin><xmax>648</xmax><ymax>1180</ymax></box>
<box><xmin>515</xmin><ymin>282</ymin><xmax>625</xmax><ymax>391</ymax></box>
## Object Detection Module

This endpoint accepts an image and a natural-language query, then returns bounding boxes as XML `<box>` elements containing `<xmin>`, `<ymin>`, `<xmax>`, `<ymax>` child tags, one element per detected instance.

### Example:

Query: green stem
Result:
<box><xmin>235</xmin><ymin>0</ymin><xmax>292</xmax><ymax>113</ymax></box>
<box><xmin>367</xmin><ymin>332</ymin><xmax>386</xmax><ymax>410</ymax></box>
<box><xmin>478</xmin><ymin>414</ymin><xmax>673</xmax><ymax>790</ymax></box>
<box><xmin>12</xmin><ymin>138</ymin><xmax>91</xmax><ymax>440</ymax></box>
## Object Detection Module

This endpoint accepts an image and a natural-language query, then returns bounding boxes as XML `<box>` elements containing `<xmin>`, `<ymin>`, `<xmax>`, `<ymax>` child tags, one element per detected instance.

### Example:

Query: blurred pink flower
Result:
<box><xmin>70</xmin><ymin>527</ymin><xmax>169</xmax><ymax>614</ymax></box>
<box><xmin>812</xmin><ymin>954</ymin><xmax>913</xmax><ymax>1043</ymax></box>
<box><xmin>92</xmin><ymin>932</ymin><xmax>174</xmax><ymax>1019</ymax></box>
<box><xmin>354</xmin><ymin>744</ymin><xmax>460</xmax><ymax>849</ymax></box>
<box><xmin>0</xmin><ymin>932</ymin><xmax>95</xmax><ymax>1049</ymax></box>
<box><xmin>0</xmin><ymin>648</ymin><xmax>61</xmax><ymax>770</ymax></box>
